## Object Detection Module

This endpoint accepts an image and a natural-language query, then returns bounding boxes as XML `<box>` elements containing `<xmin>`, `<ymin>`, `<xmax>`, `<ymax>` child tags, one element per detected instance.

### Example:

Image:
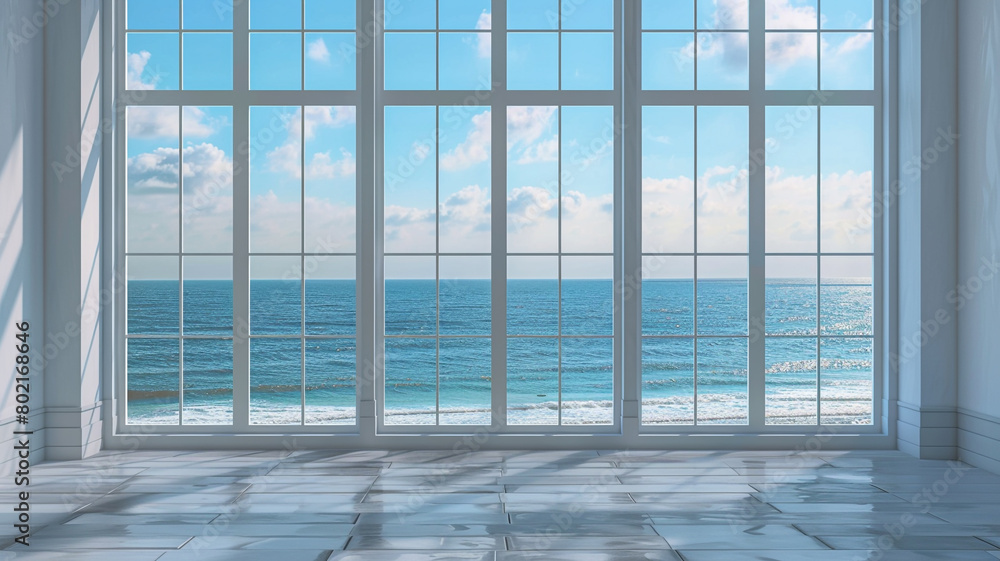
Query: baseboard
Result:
<box><xmin>957</xmin><ymin>408</ymin><xmax>1000</xmax><ymax>475</ymax></box>
<box><xmin>896</xmin><ymin>401</ymin><xmax>958</xmax><ymax>459</ymax></box>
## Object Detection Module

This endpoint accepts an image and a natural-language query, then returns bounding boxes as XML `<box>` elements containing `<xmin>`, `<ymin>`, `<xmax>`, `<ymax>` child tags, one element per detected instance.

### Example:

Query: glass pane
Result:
<box><xmin>821</xmin><ymin>0</ymin><xmax>873</xmax><ymax>30</ymax></box>
<box><xmin>642</xmin><ymin>106</ymin><xmax>694</xmax><ymax>253</ymax></box>
<box><xmin>821</xmin><ymin>106</ymin><xmax>874</xmax><ymax>253</ymax></box>
<box><xmin>642</xmin><ymin>33</ymin><xmax>695</xmax><ymax>90</ymax></box>
<box><xmin>127</xmin><ymin>33</ymin><xmax>179</xmax><ymax>90</ymax></box>
<box><xmin>305</xmin><ymin>339</ymin><xmax>356</xmax><ymax>425</ymax></box>
<box><xmin>128</xmin><ymin>256</ymin><xmax>179</xmax><ymax>335</ymax></box>
<box><xmin>821</xmin><ymin>337</ymin><xmax>873</xmax><ymax>425</ymax></box>
<box><xmin>127</xmin><ymin>338</ymin><xmax>179</xmax><ymax>425</ymax></box>
<box><xmin>250</xmin><ymin>0</ymin><xmax>300</xmax><ymax>29</ymax></box>
<box><xmin>642</xmin><ymin>256</ymin><xmax>694</xmax><ymax>336</ymax></box>
<box><xmin>439</xmin><ymin>107</ymin><xmax>491</xmax><ymax>253</ymax></box>
<box><xmin>697</xmin><ymin>256</ymin><xmax>748</xmax><ymax>336</ymax></box>
<box><xmin>642</xmin><ymin>0</ymin><xmax>694</xmax><ymax>30</ymax></box>
<box><xmin>440</xmin><ymin>33</ymin><xmax>492</xmax><ymax>90</ymax></box>
<box><xmin>184</xmin><ymin>256</ymin><xmax>233</xmax><ymax>335</ymax></box>
<box><xmin>507</xmin><ymin>33</ymin><xmax>559</xmax><ymax>90</ymax></box>
<box><xmin>127</xmin><ymin>106</ymin><xmax>179</xmax><ymax>252</ymax></box>
<box><xmin>250</xmin><ymin>106</ymin><xmax>301</xmax><ymax>252</ymax></box>
<box><xmin>129</xmin><ymin>0</ymin><xmax>179</xmax><ymax>29</ymax></box>
<box><xmin>183</xmin><ymin>339</ymin><xmax>233</xmax><ymax>425</ymax></box>
<box><xmin>440</xmin><ymin>0</ymin><xmax>491</xmax><ymax>30</ymax></box>
<box><xmin>642</xmin><ymin>337</ymin><xmax>695</xmax><ymax>424</ymax></box>
<box><xmin>765</xmin><ymin>105</ymin><xmax>817</xmax><ymax>253</ymax></box>
<box><xmin>250</xmin><ymin>256</ymin><xmax>302</xmax><ymax>335</ymax></box>
<box><xmin>562</xmin><ymin>257</ymin><xmax>614</xmax><ymax>336</ymax></box>
<box><xmin>562</xmin><ymin>106</ymin><xmax>614</xmax><ymax>253</ymax></box>
<box><xmin>383</xmin><ymin>33</ymin><xmax>436</xmax><ymax>90</ymax></box>
<box><xmin>562</xmin><ymin>0</ymin><xmax>612</xmax><ymax>29</ymax></box>
<box><xmin>384</xmin><ymin>106</ymin><xmax>437</xmax><ymax>253</ymax></box>
<box><xmin>249</xmin><ymin>33</ymin><xmax>301</xmax><ymax>90</ymax></box>
<box><xmin>697</xmin><ymin>0</ymin><xmax>747</xmax><ymax>29</ymax></box>
<box><xmin>697</xmin><ymin>106</ymin><xmax>748</xmax><ymax>252</ymax></box>
<box><xmin>697</xmin><ymin>337</ymin><xmax>748</xmax><ymax>424</ymax></box>
<box><xmin>561</xmin><ymin>337</ymin><xmax>614</xmax><ymax>425</ymax></box>
<box><xmin>507</xmin><ymin>0</ymin><xmax>559</xmax><ymax>30</ymax></box>
<box><xmin>183</xmin><ymin>106</ymin><xmax>233</xmax><ymax>252</ymax></box>
<box><xmin>766</xmin><ymin>256</ymin><xmax>817</xmax><ymax>336</ymax></box>
<box><xmin>821</xmin><ymin>256</ymin><xmax>873</xmax><ymax>336</ymax></box>
<box><xmin>384</xmin><ymin>0</ymin><xmax>436</xmax><ymax>29</ymax></box>
<box><xmin>385</xmin><ymin>257</ymin><xmax>436</xmax><ymax>335</ymax></box>
<box><xmin>507</xmin><ymin>106</ymin><xmax>559</xmax><ymax>253</ymax></box>
<box><xmin>183</xmin><ymin>33</ymin><xmax>232</xmax><ymax>90</ymax></box>
<box><xmin>304</xmin><ymin>106</ymin><xmax>357</xmax><ymax>252</ymax></box>
<box><xmin>562</xmin><ymin>33</ymin><xmax>614</xmax><ymax>90</ymax></box>
<box><xmin>766</xmin><ymin>0</ymin><xmax>817</xmax><ymax>29</ymax></box>
<box><xmin>384</xmin><ymin>338</ymin><xmax>437</xmax><ymax>425</ymax></box>
<box><xmin>305</xmin><ymin>33</ymin><xmax>357</xmax><ymax>90</ymax></box>
<box><xmin>250</xmin><ymin>338</ymin><xmax>302</xmax><ymax>424</ymax></box>
<box><xmin>440</xmin><ymin>257</ymin><xmax>491</xmax><ymax>336</ymax></box>
<box><xmin>765</xmin><ymin>32</ymin><xmax>817</xmax><ymax>90</ymax></box>
<box><xmin>821</xmin><ymin>32</ymin><xmax>874</xmax><ymax>90</ymax></box>
<box><xmin>440</xmin><ymin>338</ymin><xmax>492</xmax><ymax>425</ymax></box>
<box><xmin>765</xmin><ymin>337</ymin><xmax>817</xmax><ymax>425</ymax></box>
<box><xmin>508</xmin><ymin>338</ymin><xmax>559</xmax><ymax>425</ymax></box>
<box><xmin>697</xmin><ymin>32</ymin><xmax>748</xmax><ymax>89</ymax></box>
<box><xmin>305</xmin><ymin>256</ymin><xmax>356</xmax><ymax>335</ymax></box>
<box><xmin>184</xmin><ymin>0</ymin><xmax>233</xmax><ymax>29</ymax></box>
<box><xmin>305</xmin><ymin>0</ymin><xmax>355</xmax><ymax>29</ymax></box>
<box><xmin>508</xmin><ymin>256</ymin><xmax>558</xmax><ymax>336</ymax></box>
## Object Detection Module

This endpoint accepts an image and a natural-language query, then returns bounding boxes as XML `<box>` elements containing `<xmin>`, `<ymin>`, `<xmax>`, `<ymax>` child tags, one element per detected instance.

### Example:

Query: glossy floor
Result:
<box><xmin>3</xmin><ymin>450</ymin><xmax>1000</xmax><ymax>560</ymax></box>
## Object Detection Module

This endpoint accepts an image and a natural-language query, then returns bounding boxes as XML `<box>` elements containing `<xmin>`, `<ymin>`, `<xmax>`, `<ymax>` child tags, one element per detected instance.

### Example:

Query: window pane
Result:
<box><xmin>183</xmin><ymin>106</ymin><xmax>234</xmax><ymax>252</ymax></box>
<box><xmin>304</xmin><ymin>106</ymin><xmax>357</xmax><ymax>252</ymax></box>
<box><xmin>128</xmin><ymin>0</ymin><xmax>179</xmax><ymax>29</ymax></box>
<box><xmin>383</xmin><ymin>33</ymin><xmax>436</xmax><ymax>90</ymax></box>
<box><xmin>440</xmin><ymin>107</ymin><xmax>491</xmax><ymax>252</ymax></box>
<box><xmin>507</xmin><ymin>33</ymin><xmax>559</xmax><ymax>90</ymax></box>
<box><xmin>821</xmin><ymin>33</ymin><xmax>874</xmax><ymax>90</ymax></box>
<box><xmin>384</xmin><ymin>0</ymin><xmax>436</xmax><ymax>30</ymax></box>
<box><xmin>766</xmin><ymin>0</ymin><xmax>817</xmax><ymax>29</ymax></box>
<box><xmin>697</xmin><ymin>256</ymin><xmax>748</xmax><ymax>336</ymax></box>
<box><xmin>562</xmin><ymin>0</ymin><xmax>612</xmax><ymax>30</ymax></box>
<box><xmin>562</xmin><ymin>257</ymin><xmax>614</xmax><ymax>336</ymax></box>
<box><xmin>697</xmin><ymin>106</ymin><xmax>748</xmax><ymax>252</ymax></box>
<box><xmin>643</xmin><ymin>106</ymin><xmax>694</xmax><ymax>253</ymax></box>
<box><xmin>183</xmin><ymin>33</ymin><xmax>233</xmax><ymax>90</ymax></box>
<box><xmin>765</xmin><ymin>105</ymin><xmax>817</xmax><ymax>253</ymax></box>
<box><xmin>127</xmin><ymin>106</ymin><xmax>179</xmax><ymax>252</ymax></box>
<box><xmin>642</xmin><ymin>256</ymin><xmax>694</xmax><ymax>336</ymax></box>
<box><xmin>184</xmin><ymin>0</ymin><xmax>233</xmax><ymax>29</ymax></box>
<box><xmin>642</xmin><ymin>337</ymin><xmax>695</xmax><ymax>425</ymax></box>
<box><xmin>385</xmin><ymin>338</ymin><xmax>437</xmax><ymax>425</ymax></box>
<box><xmin>250</xmin><ymin>256</ymin><xmax>302</xmax><ymax>335</ymax></box>
<box><xmin>305</xmin><ymin>256</ymin><xmax>356</xmax><ymax>336</ymax></box>
<box><xmin>440</xmin><ymin>0</ymin><xmax>491</xmax><ymax>30</ymax></box>
<box><xmin>440</xmin><ymin>338</ymin><xmax>492</xmax><ymax>425</ymax></box>
<box><xmin>440</xmin><ymin>257</ymin><xmax>491</xmax><ymax>336</ymax></box>
<box><xmin>821</xmin><ymin>256</ymin><xmax>873</xmax><ymax>336</ymax></box>
<box><xmin>250</xmin><ymin>0</ymin><xmax>300</xmax><ymax>29</ymax></box>
<box><xmin>820</xmin><ymin>106</ymin><xmax>874</xmax><ymax>253</ymax></box>
<box><xmin>561</xmin><ymin>337</ymin><xmax>614</xmax><ymax>425</ymax></box>
<box><xmin>697</xmin><ymin>32</ymin><xmax>748</xmax><ymax>89</ymax></box>
<box><xmin>440</xmin><ymin>33</ymin><xmax>492</xmax><ymax>90</ymax></box>
<box><xmin>765</xmin><ymin>32</ymin><xmax>817</xmax><ymax>90</ymax></box>
<box><xmin>250</xmin><ymin>33</ymin><xmax>302</xmax><ymax>90</ymax></box>
<box><xmin>508</xmin><ymin>338</ymin><xmax>559</xmax><ymax>425</ymax></box>
<box><xmin>127</xmin><ymin>338</ymin><xmax>180</xmax><ymax>425</ymax></box>
<box><xmin>562</xmin><ymin>106</ymin><xmax>614</xmax><ymax>253</ymax></box>
<box><xmin>127</xmin><ymin>33</ymin><xmax>179</xmax><ymax>90</ymax></box>
<box><xmin>507</xmin><ymin>106</ymin><xmax>559</xmax><ymax>253</ymax></box>
<box><xmin>821</xmin><ymin>337</ymin><xmax>874</xmax><ymax>425</ymax></box>
<box><xmin>305</xmin><ymin>33</ymin><xmax>356</xmax><ymax>90</ymax></box>
<box><xmin>250</xmin><ymin>338</ymin><xmax>302</xmax><ymax>424</ymax></box>
<box><xmin>385</xmin><ymin>256</ymin><xmax>436</xmax><ymax>335</ymax></box>
<box><xmin>507</xmin><ymin>0</ymin><xmax>559</xmax><ymax>30</ymax></box>
<box><xmin>766</xmin><ymin>256</ymin><xmax>817</xmax><ymax>337</ymax></box>
<box><xmin>697</xmin><ymin>0</ymin><xmax>747</xmax><ymax>30</ymax></box>
<box><xmin>305</xmin><ymin>0</ymin><xmax>355</xmax><ymax>29</ymax></box>
<box><xmin>643</xmin><ymin>0</ymin><xmax>694</xmax><ymax>30</ymax></box>
<box><xmin>305</xmin><ymin>339</ymin><xmax>356</xmax><ymax>425</ymax></box>
<box><xmin>697</xmin><ymin>337</ymin><xmax>748</xmax><ymax>424</ymax></box>
<box><xmin>250</xmin><ymin>106</ymin><xmax>301</xmax><ymax>252</ymax></box>
<box><xmin>183</xmin><ymin>339</ymin><xmax>233</xmax><ymax>425</ymax></box>
<box><xmin>384</xmin><ymin>106</ymin><xmax>436</xmax><ymax>253</ymax></box>
<box><xmin>821</xmin><ymin>0</ymin><xmax>873</xmax><ymax>30</ymax></box>
<box><xmin>128</xmin><ymin>256</ymin><xmax>180</xmax><ymax>335</ymax></box>
<box><xmin>184</xmin><ymin>256</ymin><xmax>233</xmax><ymax>335</ymax></box>
<box><xmin>508</xmin><ymin>256</ymin><xmax>558</xmax><ymax>336</ymax></box>
<box><xmin>642</xmin><ymin>33</ymin><xmax>695</xmax><ymax>90</ymax></box>
<box><xmin>765</xmin><ymin>337</ymin><xmax>817</xmax><ymax>425</ymax></box>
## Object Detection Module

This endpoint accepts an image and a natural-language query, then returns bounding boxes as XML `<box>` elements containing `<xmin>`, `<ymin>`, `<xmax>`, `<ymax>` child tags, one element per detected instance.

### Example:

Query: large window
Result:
<box><xmin>118</xmin><ymin>0</ymin><xmax>882</xmax><ymax>438</ymax></box>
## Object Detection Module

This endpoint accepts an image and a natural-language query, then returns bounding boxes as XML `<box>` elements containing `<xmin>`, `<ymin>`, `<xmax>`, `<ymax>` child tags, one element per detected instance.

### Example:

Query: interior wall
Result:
<box><xmin>957</xmin><ymin>0</ymin><xmax>1000</xmax><ymax>472</ymax></box>
<box><xmin>0</xmin><ymin>2</ymin><xmax>47</xmax><ymax>471</ymax></box>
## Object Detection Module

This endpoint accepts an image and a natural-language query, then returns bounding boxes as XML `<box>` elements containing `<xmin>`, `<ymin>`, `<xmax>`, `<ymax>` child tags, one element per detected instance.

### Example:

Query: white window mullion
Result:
<box><xmin>619</xmin><ymin>0</ymin><xmax>639</xmax><ymax>435</ymax></box>
<box><xmin>748</xmin><ymin>0</ymin><xmax>767</xmax><ymax>429</ymax></box>
<box><xmin>358</xmin><ymin>0</ymin><xmax>378</xmax><ymax>439</ymax></box>
<box><xmin>231</xmin><ymin>0</ymin><xmax>251</xmax><ymax>431</ymax></box>
<box><xmin>490</xmin><ymin>0</ymin><xmax>508</xmax><ymax>429</ymax></box>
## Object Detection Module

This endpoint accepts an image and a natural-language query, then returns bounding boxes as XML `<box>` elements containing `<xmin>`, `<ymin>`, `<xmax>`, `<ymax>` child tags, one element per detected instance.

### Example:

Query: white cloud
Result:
<box><xmin>126</xmin><ymin>51</ymin><xmax>157</xmax><ymax>90</ymax></box>
<box><xmin>267</xmin><ymin>106</ymin><xmax>357</xmax><ymax>178</ymax></box>
<box><xmin>642</xmin><ymin>176</ymin><xmax>696</xmax><ymax>252</ymax></box>
<box><xmin>828</xmin><ymin>32</ymin><xmax>873</xmax><ymax>56</ymax></box>
<box><xmin>764</xmin><ymin>0</ymin><xmax>817</xmax><ymax>29</ymax></box>
<box><xmin>507</xmin><ymin>106</ymin><xmax>557</xmax><ymax>148</ymax></box>
<box><xmin>128</xmin><ymin>106</ymin><xmax>221</xmax><ymax>139</ymax></box>
<box><xmin>476</xmin><ymin>12</ymin><xmax>492</xmax><ymax>58</ymax></box>
<box><xmin>267</xmin><ymin>141</ymin><xmax>301</xmax><ymax>177</ymax></box>
<box><xmin>307</xmin><ymin>38</ymin><xmax>331</xmax><ymax>63</ymax></box>
<box><xmin>307</xmin><ymin>149</ymin><xmax>356</xmax><ymax>179</ymax></box>
<box><xmin>440</xmin><ymin>185</ymin><xmax>492</xmax><ymax>252</ymax></box>
<box><xmin>440</xmin><ymin>110</ymin><xmax>491</xmax><ymax>171</ymax></box>
<box><xmin>289</xmin><ymin>106</ymin><xmax>357</xmax><ymax>139</ymax></box>
<box><xmin>517</xmin><ymin>136</ymin><xmax>559</xmax><ymax>164</ymax></box>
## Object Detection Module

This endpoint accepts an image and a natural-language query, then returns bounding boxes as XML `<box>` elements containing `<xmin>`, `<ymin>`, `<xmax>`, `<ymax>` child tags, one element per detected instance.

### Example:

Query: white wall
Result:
<box><xmin>0</xmin><ymin>2</ymin><xmax>47</xmax><ymax>471</ymax></box>
<box><xmin>957</xmin><ymin>0</ymin><xmax>1000</xmax><ymax>472</ymax></box>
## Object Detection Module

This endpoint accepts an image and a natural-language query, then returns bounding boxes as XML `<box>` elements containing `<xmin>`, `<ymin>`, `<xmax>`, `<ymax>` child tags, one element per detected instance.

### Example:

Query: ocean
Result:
<box><xmin>126</xmin><ymin>278</ymin><xmax>873</xmax><ymax>427</ymax></box>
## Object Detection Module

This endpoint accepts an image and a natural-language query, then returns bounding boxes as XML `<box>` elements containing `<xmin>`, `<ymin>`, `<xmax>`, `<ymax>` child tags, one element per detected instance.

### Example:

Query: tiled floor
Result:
<box><xmin>3</xmin><ymin>449</ymin><xmax>1000</xmax><ymax>560</ymax></box>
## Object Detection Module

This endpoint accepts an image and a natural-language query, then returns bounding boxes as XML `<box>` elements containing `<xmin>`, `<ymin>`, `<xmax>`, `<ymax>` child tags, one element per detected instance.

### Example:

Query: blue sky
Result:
<box><xmin>125</xmin><ymin>0</ymin><xmax>874</xmax><ymax>281</ymax></box>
